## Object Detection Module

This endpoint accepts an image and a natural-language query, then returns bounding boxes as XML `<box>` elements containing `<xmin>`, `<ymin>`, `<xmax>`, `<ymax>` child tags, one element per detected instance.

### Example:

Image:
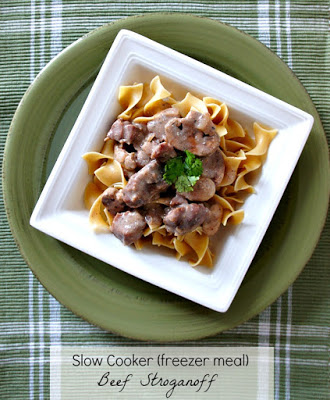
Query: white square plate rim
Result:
<box><xmin>30</xmin><ymin>29</ymin><xmax>314</xmax><ymax>312</ymax></box>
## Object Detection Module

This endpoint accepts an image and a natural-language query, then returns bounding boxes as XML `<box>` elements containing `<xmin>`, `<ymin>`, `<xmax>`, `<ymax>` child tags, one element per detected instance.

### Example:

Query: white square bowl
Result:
<box><xmin>30</xmin><ymin>29</ymin><xmax>313</xmax><ymax>312</ymax></box>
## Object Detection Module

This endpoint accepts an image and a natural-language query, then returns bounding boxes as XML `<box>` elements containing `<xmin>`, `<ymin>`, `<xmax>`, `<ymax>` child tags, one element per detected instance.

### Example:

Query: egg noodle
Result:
<box><xmin>83</xmin><ymin>76</ymin><xmax>277</xmax><ymax>267</ymax></box>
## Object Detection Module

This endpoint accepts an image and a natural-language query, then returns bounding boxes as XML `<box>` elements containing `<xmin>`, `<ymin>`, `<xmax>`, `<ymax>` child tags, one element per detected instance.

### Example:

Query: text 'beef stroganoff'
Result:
<box><xmin>83</xmin><ymin>76</ymin><xmax>277</xmax><ymax>267</ymax></box>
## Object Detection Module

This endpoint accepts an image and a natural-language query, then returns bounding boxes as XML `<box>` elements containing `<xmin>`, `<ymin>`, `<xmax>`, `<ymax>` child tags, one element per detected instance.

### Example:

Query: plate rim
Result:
<box><xmin>2</xmin><ymin>13</ymin><xmax>330</xmax><ymax>341</ymax></box>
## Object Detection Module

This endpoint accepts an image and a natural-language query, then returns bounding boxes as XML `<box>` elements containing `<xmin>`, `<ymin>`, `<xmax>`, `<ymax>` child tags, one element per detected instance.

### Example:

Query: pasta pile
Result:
<box><xmin>83</xmin><ymin>76</ymin><xmax>277</xmax><ymax>267</ymax></box>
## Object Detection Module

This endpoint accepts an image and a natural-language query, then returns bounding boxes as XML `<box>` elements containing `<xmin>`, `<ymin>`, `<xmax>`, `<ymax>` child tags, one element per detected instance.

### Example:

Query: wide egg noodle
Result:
<box><xmin>100</xmin><ymin>139</ymin><xmax>115</xmax><ymax>156</ymax></box>
<box><xmin>220</xmin><ymin>136</ymin><xmax>227</xmax><ymax>152</ymax></box>
<box><xmin>152</xmin><ymin>231</ymin><xmax>175</xmax><ymax>249</ymax></box>
<box><xmin>134</xmin><ymin>236</ymin><xmax>151</xmax><ymax>250</ymax></box>
<box><xmin>173</xmin><ymin>237</ymin><xmax>193</xmax><ymax>260</ymax></box>
<box><xmin>220</xmin><ymin>186</ymin><xmax>244</xmax><ymax>204</ymax></box>
<box><xmin>246</xmin><ymin>122</ymin><xmax>277</xmax><ymax>156</ymax></box>
<box><xmin>94</xmin><ymin>159</ymin><xmax>127</xmax><ymax>188</ymax></box>
<box><xmin>84</xmin><ymin>181</ymin><xmax>103</xmax><ymax>210</ymax></box>
<box><xmin>130</xmin><ymin>83</ymin><xmax>154</xmax><ymax>119</ymax></box>
<box><xmin>234</xmin><ymin>174</ymin><xmax>255</xmax><ymax>193</ymax></box>
<box><xmin>136</xmin><ymin>83</ymin><xmax>153</xmax><ymax>107</ymax></box>
<box><xmin>213</xmin><ymin>194</ymin><xmax>243</xmax><ymax>227</ymax></box>
<box><xmin>93</xmin><ymin>175</ymin><xmax>108</xmax><ymax>192</ymax></box>
<box><xmin>225</xmin><ymin>118</ymin><xmax>246</xmax><ymax>139</ymax></box>
<box><xmin>117</xmin><ymin>83</ymin><xmax>144</xmax><ymax>120</ymax></box>
<box><xmin>133</xmin><ymin>114</ymin><xmax>156</xmax><ymax>124</ymax></box>
<box><xmin>130</xmin><ymin>84</ymin><xmax>153</xmax><ymax>119</ymax></box>
<box><xmin>202</xmin><ymin>97</ymin><xmax>228</xmax><ymax>137</ymax></box>
<box><xmin>204</xmin><ymin>99</ymin><xmax>221</xmax><ymax>120</ymax></box>
<box><xmin>214</xmin><ymin>124</ymin><xmax>227</xmax><ymax>138</ymax></box>
<box><xmin>173</xmin><ymin>92</ymin><xmax>209</xmax><ymax>117</ymax></box>
<box><xmin>233</xmin><ymin>124</ymin><xmax>277</xmax><ymax>193</ymax></box>
<box><xmin>220</xmin><ymin>154</ymin><xmax>242</xmax><ymax>187</ymax></box>
<box><xmin>222</xmin><ymin>209</ymin><xmax>245</xmax><ymax>226</ymax></box>
<box><xmin>182</xmin><ymin>231</ymin><xmax>209</xmax><ymax>267</ymax></box>
<box><xmin>89</xmin><ymin>192</ymin><xmax>110</xmax><ymax>233</ymax></box>
<box><xmin>234</xmin><ymin>132</ymin><xmax>256</xmax><ymax>151</ymax></box>
<box><xmin>82</xmin><ymin>151</ymin><xmax>113</xmax><ymax>175</ymax></box>
<box><xmin>234</xmin><ymin>155</ymin><xmax>262</xmax><ymax>193</ymax></box>
<box><xmin>103</xmin><ymin>208</ymin><xmax>114</xmax><ymax>227</ymax></box>
<box><xmin>199</xmin><ymin>248</ymin><xmax>214</xmax><ymax>268</ymax></box>
<box><xmin>143</xmin><ymin>76</ymin><xmax>175</xmax><ymax>116</ymax></box>
<box><xmin>225</xmin><ymin>139</ymin><xmax>251</xmax><ymax>153</ymax></box>
<box><xmin>143</xmin><ymin>224</ymin><xmax>167</xmax><ymax>237</ymax></box>
<box><xmin>203</xmin><ymin>97</ymin><xmax>229</xmax><ymax>125</ymax></box>
<box><xmin>213</xmin><ymin>194</ymin><xmax>234</xmax><ymax>213</ymax></box>
<box><xmin>82</xmin><ymin>139</ymin><xmax>116</xmax><ymax>175</ymax></box>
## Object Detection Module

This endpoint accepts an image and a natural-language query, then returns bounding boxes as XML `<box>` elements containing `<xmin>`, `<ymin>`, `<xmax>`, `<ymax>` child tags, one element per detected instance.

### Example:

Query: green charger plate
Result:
<box><xmin>3</xmin><ymin>14</ymin><xmax>329</xmax><ymax>341</ymax></box>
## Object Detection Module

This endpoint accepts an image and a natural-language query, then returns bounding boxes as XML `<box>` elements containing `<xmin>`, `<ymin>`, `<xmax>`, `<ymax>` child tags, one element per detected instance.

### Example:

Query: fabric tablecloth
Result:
<box><xmin>0</xmin><ymin>1</ymin><xmax>329</xmax><ymax>399</ymax></box>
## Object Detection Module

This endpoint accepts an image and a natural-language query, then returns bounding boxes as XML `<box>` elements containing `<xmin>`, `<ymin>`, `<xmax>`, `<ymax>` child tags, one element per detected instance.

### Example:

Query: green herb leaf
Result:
<box><xmin>175</xmin><ymin>175</ymin><xmax>194</xmax><ymax>192</ymax></box>
<box><xmin>163</xmin><ymin>156</ymin><xmax>184</xmax><ymax>184</ymax></box>
<box><xmin>184</xmin><ymin>150</ymin><xmax>203</xmax><ymax>177</ymax></box>
<box><xmin>163</xmin><ymin>151</ymin><xmax>203</xmax><ymax>193</ymax></box>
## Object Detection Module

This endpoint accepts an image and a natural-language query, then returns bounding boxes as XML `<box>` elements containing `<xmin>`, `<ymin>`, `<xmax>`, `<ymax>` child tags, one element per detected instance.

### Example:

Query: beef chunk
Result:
<box><xmin>150</xmin><ymin>141</ymin><xmax>176</xmax><ymax>162</ymax></box>
<box><xmin>202</xmin><ymin>202</ymin><xmax>223</xmax><ymax>236</ymax></box>
<box><xmin>201</xmin><ymin>148</ymin><xmax>225</xmax><ymax>187</ymax></box>
<box><xmin>101</xmin><ymin>187</ymin><xmax>125</xmax><ymax>215</ymax></box>
<box><xmin>113</xmin><ymin>144</ymin><xmax>137</xmax><ymax>171</ymax></box>
<box><xmin>144</xmin><ymin>203</ymin><xmax>164</xmax><ymax>228</ymax></box>
<box><xmin>169</xmin><ymin>194</ymin><xmax>188</xmax><ymax>207</ymax></box>
<box><xmin>164</xmin><ymin>203</ymin><xmax>208</xmax><ymax>236</ymax></box>
<box><xmin>135</xmin><ymin>149</ymin><xmax>150</xmax><ymax>168</ymax></box>
<box><xmin>165</xmin><ymin>110</ymin><xmax>220</xmax><ymax>156</ymax></box>
<box><xmin>132</xmin><ymin>122</ymin><xmax>148</xmax><ymax>150</ymax></box>
<box><xmin>111</xmin><ymin>211</ymin><xmax>146</xmax><ymax>245</ymax></box>
<box><xmin>147</xmin><ymin>108</ymin><xmax>180</xmax><ymax>141</ymax></box>
<box><xmin>142</xmin><ymin>139</ymin><xmax>176</xmax><ymax>162</ymax></box>
<box><xmin>122</xmin><ymin>160</ymin><xmax>170</xmax><ymax>208</ymax></box>
<box><xmin>106</xmin><ymin>119</ymin><xmax>143</xmax><ymax>145</ymax></box>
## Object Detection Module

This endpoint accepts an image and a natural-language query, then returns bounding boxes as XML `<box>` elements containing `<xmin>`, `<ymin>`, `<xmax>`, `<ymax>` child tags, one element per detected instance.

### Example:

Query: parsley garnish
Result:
<box><xmin>163</xmin><ymin>150</ymin><xmax>203</xmax><ymax>192</ymax></box>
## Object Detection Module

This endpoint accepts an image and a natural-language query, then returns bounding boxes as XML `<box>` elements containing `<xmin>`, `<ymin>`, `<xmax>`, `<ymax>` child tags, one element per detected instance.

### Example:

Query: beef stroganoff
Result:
<box><xmin>83</xmin><ymin>76</ymin><xmax>277</xmax><ymax>267</ymax></box>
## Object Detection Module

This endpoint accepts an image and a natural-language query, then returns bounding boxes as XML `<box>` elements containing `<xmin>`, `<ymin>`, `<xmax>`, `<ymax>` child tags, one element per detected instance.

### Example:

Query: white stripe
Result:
<box><xmin>50</xmin><ymin>0</ymin><xmax>62</xmax><ymax>57</ymax></box>
<box><xmin>39</xmin><ymin>0</ymin><xmax>45</xmax><ymax>67</ymax></box>
<box><xmin>29</xmin><ymin>2</ymin><xmax>36</xmax><ymax>399</ymax></box>
<box><xmin>258</xmin><ymin>0</ymin><xmax>271</xmax><ymax>47</ymax></box>
<box><xmin>285</xmin><ymin>0</ymin><xmax>293</xmax><ymax>69</ymax></box>
<box><xmin>258</xmin><ymin>306</ymin><xmax>271</xmax><ymax>346</ymax></box>
<box><xmin>29</xmin><ymin>0</ymin><xmax>35</xmax><ymax>82</ymax></box>
<box><xmin>274</xmin><ymin>0</ymin><xmax>283</xmax><ymax>58</ymax></box>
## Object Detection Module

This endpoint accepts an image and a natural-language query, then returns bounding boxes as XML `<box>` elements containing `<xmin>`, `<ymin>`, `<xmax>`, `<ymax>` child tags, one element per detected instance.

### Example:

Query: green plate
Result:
<box><xmin>3</xmin><ymin>14</ymin><xmax>329</xmax><ymax>341</ymax></box>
